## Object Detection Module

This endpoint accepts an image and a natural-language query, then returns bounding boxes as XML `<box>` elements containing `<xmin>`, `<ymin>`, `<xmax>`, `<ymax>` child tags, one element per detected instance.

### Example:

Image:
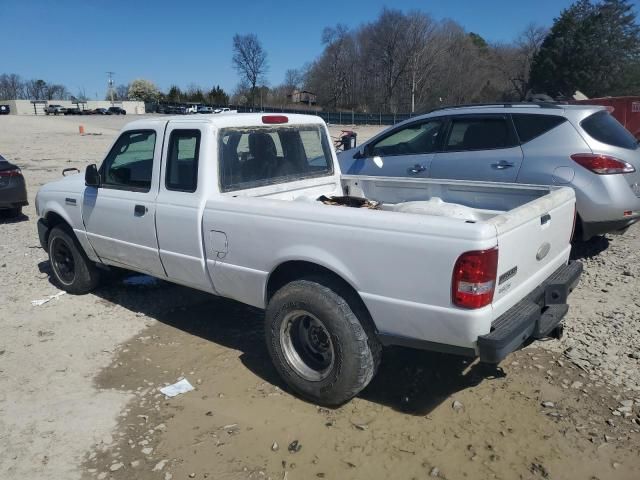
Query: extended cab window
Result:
<box><xmin>166</xmin><ymin>129</ymin><xmax>200</xmax><ymax>192</ymax></box>
<box><xmin>102</xmin><ymin>130</ymin><xmax>156</xmax><ymax>191</ymax></box>
<box><xmin>219</xmin><ymin>125</ymin><xmax>333</xmax><ymax>192</ymax></box>
<box><xmin>371</xmin><ymin>119</ymin><xmax>443</xmax><ymax>156</ymax></box>
<box><xmin>445</xmin><ymin>116</ymin><xmax>517</xmax><ymax>151</ymax></box>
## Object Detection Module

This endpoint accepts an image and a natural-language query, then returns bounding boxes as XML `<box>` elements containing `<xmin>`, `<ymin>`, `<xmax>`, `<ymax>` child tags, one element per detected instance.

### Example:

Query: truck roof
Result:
<box><xmin>125</xmin><ymin>113</ymin><xmax>326</xmax><ymax>129</ymax></box>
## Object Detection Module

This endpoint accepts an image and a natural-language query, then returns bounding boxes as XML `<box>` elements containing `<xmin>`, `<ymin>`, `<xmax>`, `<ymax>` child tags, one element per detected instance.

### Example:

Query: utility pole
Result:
<box><xmin>106</xmin><ymin>71</ymin><xmax>115</xmax><ymax>103</ymax></box>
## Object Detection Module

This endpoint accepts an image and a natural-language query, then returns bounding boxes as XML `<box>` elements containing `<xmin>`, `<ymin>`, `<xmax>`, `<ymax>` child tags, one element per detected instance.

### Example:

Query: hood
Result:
<box><xmin>38</xmin><ymin>171</ymin><xmax>86</xmax><ymax>194</ymax></box>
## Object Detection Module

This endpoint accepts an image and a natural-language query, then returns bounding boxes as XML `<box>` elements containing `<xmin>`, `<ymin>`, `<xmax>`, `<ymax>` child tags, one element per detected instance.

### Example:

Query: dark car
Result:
<box><xmin>64</xmin><ymin>107</ymin><xmax>82</xmax><ymax>115</ymax></box>
<box><xmin>94</xmin><ymin>108</ymin><xmax>112</xmax><ymax>115</ymax></box>
<box><xmin>108</xmin><ymin>106</ymin><xmax>127</xmax><ymax>115</ymax></box>
<box><xmin>0</xmin><ymin>154</ymin><xmax>28</xmax><ymax>217</ymax></box>
<box><xmin>0</xmin><ymin>104</ymin><xmax>10</xmax><ymax>115</ymax></box>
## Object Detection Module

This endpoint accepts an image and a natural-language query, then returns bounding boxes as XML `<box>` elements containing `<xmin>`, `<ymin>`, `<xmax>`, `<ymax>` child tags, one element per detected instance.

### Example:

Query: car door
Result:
<box><xmin>82</xmin><ymin>125</ymin><xmax>166</xmax><ymax>276</ymax></box>
<box><xmin>430</xmin><ymin>114</ymin><xmax>523</xmax><ymax>182</ymax></box>
<box><xmin>342</xmin><ymin>117</ymin><xmax>445</xmax><ymax>177</ymax></box>
<box><xmin>155</xmin><ymin>124</ymin><xmax>215</xmax><ymax>292</ymax></box>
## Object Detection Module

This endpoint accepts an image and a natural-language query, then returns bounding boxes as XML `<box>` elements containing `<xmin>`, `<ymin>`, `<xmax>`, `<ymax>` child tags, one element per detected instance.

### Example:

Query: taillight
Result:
<box><xmin>0</xmin><ymin>168</ymin><xmax>21</xmax><ymax>178</ymax></box>
<box><xmin>571</xmin><ymin>153</ymin><xmax>635</xmax><ymax>174</ymax></box>
<box><xmin>262</xmin><ymin>115</ymin><xmax>288</xmax><ymax>124</ymax></box>
<box><xmin>452</xmin><ymin>247</ymin><xmax>499</xmax><ymax>309</ymax></box>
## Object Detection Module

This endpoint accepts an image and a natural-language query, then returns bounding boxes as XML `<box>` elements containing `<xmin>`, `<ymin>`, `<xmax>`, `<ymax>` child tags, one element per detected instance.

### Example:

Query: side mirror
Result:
<box><xmin>85</xmin><ymin>164</ymin><xmax>101</xmax><ymax>187</ymax></box>
<box><xmin>354</xmin><ymin>145</ymin><xmax>369</xmax><ymax>159</ymax></box>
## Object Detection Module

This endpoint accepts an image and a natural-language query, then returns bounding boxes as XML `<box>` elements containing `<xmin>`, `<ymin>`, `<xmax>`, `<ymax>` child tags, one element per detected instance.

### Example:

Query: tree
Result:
<box><xmin>128</xmin><ymin>78</ymin><xmax>159</xmax><ymax>102</ymax></box>
<box><xmin>207</xmin><ymin>85</ymin><xmax>229</xmax><ymax>106</ymax></box>
<box><xmin>0</xmin><ymin>73</ymin><xmax>25</xmax><ymax>100</ymax></box>
<box><xmin>115</xmin><ymin>84</ymin><xmax>129</xmax><ymax>101</ymax></box>
<box><xmin>166</xmin><ymin>85</ymin><xmax>182</xmax><ymax>103</ymax></box>
<box><xmin>530</xmin><ymin>0</ymin><xmax>640</xmax><ymax>97</ymax></box>
<box><xmin>25</xmin><ymin>79</ymin><xmax>48</xmax><ymax>100</ymax></box>
<box><xmin>232</xmin><ymin>33</ymin><xmax>268</xmax><ymax>107</ymax></box>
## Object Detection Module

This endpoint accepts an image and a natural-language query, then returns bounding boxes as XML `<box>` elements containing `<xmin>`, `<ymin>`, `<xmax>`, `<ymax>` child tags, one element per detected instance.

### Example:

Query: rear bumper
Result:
<box><xmin>477</xmin><ymin>260</ymin><xmax>582</xmax><ymax>363</ymax></box>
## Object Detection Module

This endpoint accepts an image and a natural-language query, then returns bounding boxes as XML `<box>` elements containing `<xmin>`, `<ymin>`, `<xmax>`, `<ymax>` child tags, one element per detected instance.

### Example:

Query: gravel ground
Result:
<box><xmin>1</xmin><ymin>114</ymin><xmax>639</xmax><ymax>480</ymax></box>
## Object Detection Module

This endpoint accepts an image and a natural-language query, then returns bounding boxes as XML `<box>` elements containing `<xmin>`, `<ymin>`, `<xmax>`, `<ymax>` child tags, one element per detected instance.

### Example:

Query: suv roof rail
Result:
<box><xmin>427</xmin><ymin>102</ymin><xmax>564</xmax><ymax>113</ymax></box>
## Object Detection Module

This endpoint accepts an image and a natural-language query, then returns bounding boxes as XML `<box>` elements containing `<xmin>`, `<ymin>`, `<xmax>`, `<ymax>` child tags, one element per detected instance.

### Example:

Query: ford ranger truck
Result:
<box><xmin>35</xmin><ymin>113</ymin><xmax>582</xmax><ymax>406</ymax></box>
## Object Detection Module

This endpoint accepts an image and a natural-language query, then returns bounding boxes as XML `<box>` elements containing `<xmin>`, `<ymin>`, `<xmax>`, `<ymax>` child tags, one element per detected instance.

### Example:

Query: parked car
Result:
<box><xmin>197</xmin><ymin>106</ymin><xmax>214</xmax><ymax>114</ymax></box>
<box><xmin>64</xmin><ymin>107</ymin><xmax>82</xmax><ymax>115</ymax></box>
<box><xmin>108</xmin><ymin>106</ymin><xmax>127</xmax><ymax>115</ymax></box>
<box><xmin>338</xmin><ymin>103</ymin><xmax>640</xmax><ymax>240</ymax></box>
<box><xmin>214</xmin><ymin>107</ymin><xmax>231</xmax><ymax>113</ymax></box>
<box><xmin>93</xmin><ymin>108</ymin><xmax>111</xmax><ymax>115</ymax></box>
<box><xmin>35</xmin><ymin>113</ymin><xmax>581</xmax><ymax>406</ymax></box>
<box><xmin>0</xmin><ymin>154</ymin><xmax>28</xmax><ymax>217</ymax></box>
<box><xmin>0</xmin><ymin>104</ymin><xmax>10</xmax><ymax>115</ymax></box>
<box><xmin>45</xmin><ymin>105</ymin><xmax>67</xmax><ymax>115</ymax></box>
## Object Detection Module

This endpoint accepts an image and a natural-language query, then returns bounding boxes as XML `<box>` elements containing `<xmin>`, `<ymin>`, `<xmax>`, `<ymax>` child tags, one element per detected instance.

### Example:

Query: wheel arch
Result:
<box><xmin>265</xmin><ymin>260</ymin><xmax>378</xmax><ymax>334</ymax></box>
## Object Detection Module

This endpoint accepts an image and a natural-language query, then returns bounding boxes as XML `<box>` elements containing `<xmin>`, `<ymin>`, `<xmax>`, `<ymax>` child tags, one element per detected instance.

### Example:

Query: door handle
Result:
<box><xmin>134</xmin><ymin>204</ymin><xmax>147</xmax><ymax>216</ymax></box>
<box><xmin>407</xmin><ymin>164</ymin><xmax>426</xmax><ymax>174</ymax></box>
<box><xmin>492</xmin><ymin>160</ymin><xmax>515</xmax><ymax>170</ymax></box>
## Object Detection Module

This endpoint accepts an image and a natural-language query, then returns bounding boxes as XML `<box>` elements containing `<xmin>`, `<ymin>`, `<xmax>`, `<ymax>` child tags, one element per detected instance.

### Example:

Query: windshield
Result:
<box><xmin>580</xmin><ymin>110</ymin><xmax>638</xmax><ymax>150</ymax></box>
<box><xmin>218</xmin><ymin>124</ymin><xmax>333</xmax><ymax>192</ymax></box>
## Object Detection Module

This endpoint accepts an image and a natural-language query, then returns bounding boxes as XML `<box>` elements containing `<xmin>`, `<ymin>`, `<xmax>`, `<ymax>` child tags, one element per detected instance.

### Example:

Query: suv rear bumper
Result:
<box><xmin>478</xmin><ymin>261</ymin><xmax>582</xmax><ymax>363</ymax></box>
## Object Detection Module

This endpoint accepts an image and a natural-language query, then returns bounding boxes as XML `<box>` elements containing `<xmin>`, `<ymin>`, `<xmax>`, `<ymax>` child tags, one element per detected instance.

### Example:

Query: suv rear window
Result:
<box><xmin>512</xmin><ymin>114</ymin><xmax>566</xmax><ymax>143</ymax></box>
<box><xmin>219</xmin><ymin>125</ymin><xmax>333</xmax><ymax>192</ymax></box>
<box><xmin>581</xmin><ymin>110</ymin><xmax>638</xmax><ymax>150</ymax></box>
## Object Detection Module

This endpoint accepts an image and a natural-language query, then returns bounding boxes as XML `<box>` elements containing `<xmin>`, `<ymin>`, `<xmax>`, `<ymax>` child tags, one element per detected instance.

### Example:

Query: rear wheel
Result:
<box><xmin>48</xmin><ymin>226</ymin><xmax>101</xmax><ymax>294</ymax></box>
<box><xmin>265</xmin><ymin>277</ymin><xmax>381</xmax><ymax>406</ymax></box>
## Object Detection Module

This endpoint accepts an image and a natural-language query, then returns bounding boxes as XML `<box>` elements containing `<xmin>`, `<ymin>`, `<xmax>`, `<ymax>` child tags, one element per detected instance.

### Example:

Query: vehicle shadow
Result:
<box><xmin>0</xmin><ymin>211</ymin><xmax>29</xmax><ymax>224</ymax></box>
<box><xmin>570</xmin><ymin>235</ymin><xmax>610</xmax><ymax>260</ymax></box>
<box><xmin>41</xmin><ymin>263</ymin><xmax>504</xmax><ymax>416</ymax></box>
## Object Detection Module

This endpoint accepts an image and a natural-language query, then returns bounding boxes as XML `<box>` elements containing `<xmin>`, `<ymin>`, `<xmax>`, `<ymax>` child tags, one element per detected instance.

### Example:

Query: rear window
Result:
<box><xmin>581</xmin><ymin>110</ymin><xmax>638</xmax><ymax>150</ymax></box>
<box><xmin>512</xmin><ymin>114</ymin><xmax>566</xmax><ymax>143</ymax></box>
<box><xmin>219</xmin><ymin>125</ymin><xmax>333</xmax><ymax>192</ymax></box>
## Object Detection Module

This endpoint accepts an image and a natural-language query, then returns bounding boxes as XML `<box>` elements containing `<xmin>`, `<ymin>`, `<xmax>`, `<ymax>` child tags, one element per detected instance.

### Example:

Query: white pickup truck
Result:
<box><xmin>35</xmin><ymin>113</ymin><xmax>582</xmax><ymax>405</ymax></box>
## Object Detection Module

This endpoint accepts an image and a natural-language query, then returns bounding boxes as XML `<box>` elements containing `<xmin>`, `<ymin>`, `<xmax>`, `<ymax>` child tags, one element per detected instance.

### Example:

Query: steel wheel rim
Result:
<box><xmin>51</xmin><ymin>237</ymin><xmax>75</xmax><ymax>285</ymax></box>
<box><xmin>280</xmin><ymin>310</ymin><xmax>334</xmax><ymax>382</ymax></box>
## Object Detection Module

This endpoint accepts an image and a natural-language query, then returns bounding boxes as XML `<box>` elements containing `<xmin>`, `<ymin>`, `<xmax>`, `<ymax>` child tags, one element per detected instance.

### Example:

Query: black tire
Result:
<box><xmin>6</xmin><ymin>206</ymin><xmax>21</xmax><ymax>217</ymax></box>
<box><xmin>47</xmin><ymin>225</ymin><xmax>101</xmax><ymax>294</ymax></box>
<box><xmin>265</xmin><ymin>276</ymin><xmax>381</xmax><ymax>406</ymax></box>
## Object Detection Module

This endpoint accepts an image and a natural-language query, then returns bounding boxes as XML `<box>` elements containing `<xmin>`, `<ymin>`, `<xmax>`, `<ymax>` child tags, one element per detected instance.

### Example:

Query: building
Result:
<box><xmin>289</xmin><ymin>90</ymin><xmax>317</xmax><ymax>106</ymax></box>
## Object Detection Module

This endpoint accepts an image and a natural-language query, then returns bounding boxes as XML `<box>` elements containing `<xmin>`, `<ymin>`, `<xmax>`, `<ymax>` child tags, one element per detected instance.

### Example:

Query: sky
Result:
<box><xmin>1</xmin><ymin>0</ymin><xmax>581</xmax><ymax>99</ymax></box>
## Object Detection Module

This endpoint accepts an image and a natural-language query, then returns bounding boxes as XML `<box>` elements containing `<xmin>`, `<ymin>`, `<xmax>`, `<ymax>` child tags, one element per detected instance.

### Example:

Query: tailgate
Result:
<box><xmin>489</xmin><ymin>186</ymin><xmax>575</xmax><ymax>317</ymax></box>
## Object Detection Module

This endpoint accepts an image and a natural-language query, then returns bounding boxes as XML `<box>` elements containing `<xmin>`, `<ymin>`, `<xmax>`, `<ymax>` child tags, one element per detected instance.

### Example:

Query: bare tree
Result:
<box><xmin>0</xmin><ymin>73</ymin><xmax>25</xmax><ymax>100</ymax></box>
<box><xmin>232</xmin><ymin>33</ymin><xmax>268</xmax><ymax>107</ymax></box>
<box><xmin>115</xmin><ymin>84</ymin><xmax>130</xmax><ymax>101</ymax></box>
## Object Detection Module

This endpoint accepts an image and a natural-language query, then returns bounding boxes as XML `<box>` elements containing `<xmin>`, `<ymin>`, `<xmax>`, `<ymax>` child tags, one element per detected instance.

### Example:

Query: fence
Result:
<box><xmin>146</xmin><ymin>102</ymin><xmax>417</xmax><ymax>126</ymax></box>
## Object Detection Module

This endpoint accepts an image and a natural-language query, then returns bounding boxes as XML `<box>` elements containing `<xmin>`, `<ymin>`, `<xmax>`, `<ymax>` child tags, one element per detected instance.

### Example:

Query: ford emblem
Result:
<box><xmin>536</xmin><ymin>242</ymin><xmax>551</xmax><ymax>261</ymax></box>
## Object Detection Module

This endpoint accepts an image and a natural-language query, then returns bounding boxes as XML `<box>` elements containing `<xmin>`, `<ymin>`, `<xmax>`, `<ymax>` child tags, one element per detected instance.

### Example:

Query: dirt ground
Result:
<box><xmin>0</xmin><ymin>114</ymin><xmax>639</xmax><ymax>480</ymax></box>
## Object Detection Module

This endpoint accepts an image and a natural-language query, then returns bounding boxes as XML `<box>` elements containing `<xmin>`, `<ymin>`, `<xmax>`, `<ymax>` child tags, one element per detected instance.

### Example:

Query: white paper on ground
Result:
<box><xmin>159</xmin><ymin>379</ymin><xmax>194</xmax><ymax>398</ymax></box>
<box><xmin>31</xmin><ymin>291</ymin><xmax>66</xmax><ymax>306</ymax></box>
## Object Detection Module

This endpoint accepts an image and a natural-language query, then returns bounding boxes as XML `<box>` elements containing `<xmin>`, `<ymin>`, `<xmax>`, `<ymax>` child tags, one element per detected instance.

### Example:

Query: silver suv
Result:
<box><xmin>338</xmin><ymin>103</ymin><xmax>640</xmax><ymax>240</ymax></box>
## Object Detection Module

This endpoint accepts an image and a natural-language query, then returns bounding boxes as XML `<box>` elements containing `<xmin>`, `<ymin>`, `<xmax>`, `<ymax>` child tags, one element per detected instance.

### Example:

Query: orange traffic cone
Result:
<box><xmin>79</xmin><ymin>125</ymin><xmax>85</xmax><ymax>135</ymax></box>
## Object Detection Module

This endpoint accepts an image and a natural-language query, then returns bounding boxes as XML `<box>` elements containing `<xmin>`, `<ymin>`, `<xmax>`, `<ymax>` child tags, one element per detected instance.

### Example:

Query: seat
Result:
<box><xmin>244</xmin><ymin>133</ymin><xmax>278</xmax><ymax>182</ymax></box>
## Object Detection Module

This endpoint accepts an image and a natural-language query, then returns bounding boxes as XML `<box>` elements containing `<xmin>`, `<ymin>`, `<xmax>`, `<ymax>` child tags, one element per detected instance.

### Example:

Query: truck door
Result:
<box><xmin>82</xmin><ymin>125</ymin><xmax>165</xmax><ymax>276</ymax></box>
<box><xmin>155</xmin><ymin>124</ymin><xmax>214</xmax><ymax>292</ymax></box>
<box><xmin>430</xmin><ymin>114</ymin><xmax>523</xmax><ymax>182</ymax></box>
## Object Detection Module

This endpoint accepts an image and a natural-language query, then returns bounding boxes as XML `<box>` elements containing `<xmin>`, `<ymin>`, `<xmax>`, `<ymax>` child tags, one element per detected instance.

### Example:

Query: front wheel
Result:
<box><xmin>265</xmin><ymin>277</ymin><xmax>381</xmax><ymax>406</ymax></box>
<box><xmin>48</xmin><ymin>226</ymin><xmax>101</xmax><ymax>294</ymax></box>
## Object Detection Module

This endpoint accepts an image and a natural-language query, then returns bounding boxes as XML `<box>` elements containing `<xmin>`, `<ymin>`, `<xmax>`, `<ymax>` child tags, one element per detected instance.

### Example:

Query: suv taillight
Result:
<box><xmin>452</xmin><ymin>247</ymin><xmax>498</xmax><ymax>309</ymax></box>
<box><xmin>0</xmin><ymin>168</ymin><xmax>21</xmax><ymax>177</ymax></box>
<box><xmin>571</xmin><ymin>153</ymin><xmax>635</xmax><ymax>174</ymax></box>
